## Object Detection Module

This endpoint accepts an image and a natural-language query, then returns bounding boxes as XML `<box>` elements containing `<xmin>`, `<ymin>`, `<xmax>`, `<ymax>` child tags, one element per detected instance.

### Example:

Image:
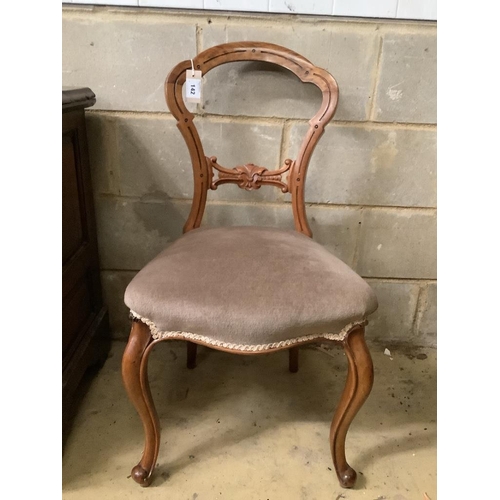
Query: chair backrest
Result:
<box><xmin>165</xmin><ymin>42</ymin><xmax>339</xmax><ymax>237</ymax></box>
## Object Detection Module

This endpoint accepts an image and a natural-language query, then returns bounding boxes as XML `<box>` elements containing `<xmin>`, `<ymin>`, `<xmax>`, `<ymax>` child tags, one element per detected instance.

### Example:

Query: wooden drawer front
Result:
<box><xmin>62</xmin><ymin>132</ymin><xmax>86</xmax><ymax>265</ymax></box>
<box><xmin>62</xmin><ymin>89</ymin><xmax>110</xmax><ymax>436</ymax></box>
<box><xmin>62</xmin><ymin>274</ymin><xmax>93</xmax><ymax>358</ymax></box>
<box><xmin>62</xmin><ymin>108</ymin><xmax>103</xmax><ymax>363</ymax></box>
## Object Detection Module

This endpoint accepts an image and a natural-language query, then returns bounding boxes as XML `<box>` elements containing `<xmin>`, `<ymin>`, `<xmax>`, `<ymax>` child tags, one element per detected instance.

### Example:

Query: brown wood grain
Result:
<box><xmin>62</xmin><ymin>93</ymin><xmax>110</xmax><ymax>439</ymax></box>
<box><xmin>122</xmin><ymin>320</ymin><xmax>159</xmax><ymax>487</ymax></box>
<box><xmin>330</xmin><ymin>327</ymin><xmax>374</xmax><ymax>488</ymax></box>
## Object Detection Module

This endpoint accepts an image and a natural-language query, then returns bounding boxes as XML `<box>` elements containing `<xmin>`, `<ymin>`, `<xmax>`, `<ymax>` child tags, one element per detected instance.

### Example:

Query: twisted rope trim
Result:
<box><xmin>129</xmin><ymin>310</ymin><xmax>366</xmax><ymax>352</ymax></box>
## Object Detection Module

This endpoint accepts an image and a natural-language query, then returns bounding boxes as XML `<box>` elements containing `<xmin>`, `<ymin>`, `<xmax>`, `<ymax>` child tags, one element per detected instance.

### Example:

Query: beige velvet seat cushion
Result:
<box><xmin>125</xmin><ymin>226</ymin><xmax>378</xmax><ymax>349</ymax></box>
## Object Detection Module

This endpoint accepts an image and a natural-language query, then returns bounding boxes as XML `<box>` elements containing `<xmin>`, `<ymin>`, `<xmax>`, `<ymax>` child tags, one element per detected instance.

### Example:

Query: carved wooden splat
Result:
<box><xmin>207</xmin><ymin>157</ymin><xmax>293</xmax><ymax>192</ymax></box>
<box><xmin>165</xmin><ymin>42</ymin><xmax>339</xmax><ymax>236</ymax></box>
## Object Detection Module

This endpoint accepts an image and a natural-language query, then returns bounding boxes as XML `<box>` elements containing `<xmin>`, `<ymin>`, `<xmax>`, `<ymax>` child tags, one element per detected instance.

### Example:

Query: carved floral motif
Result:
<box><xmin>207</xmin><ymin>157</ymin><xmax>293</xmax><ymax>193</ymax></box>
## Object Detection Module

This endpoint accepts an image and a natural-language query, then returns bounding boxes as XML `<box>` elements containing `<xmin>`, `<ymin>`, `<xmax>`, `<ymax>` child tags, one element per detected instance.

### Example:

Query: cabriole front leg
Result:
<box><xmin>330</xmin><ymin>327</ymin><xmax>374</xmax><ymax>488</ymax></box>
<box><xmin>122</xmin><ymin>320</ymin><xmax>160</xmax><ymax>487</ymax></box>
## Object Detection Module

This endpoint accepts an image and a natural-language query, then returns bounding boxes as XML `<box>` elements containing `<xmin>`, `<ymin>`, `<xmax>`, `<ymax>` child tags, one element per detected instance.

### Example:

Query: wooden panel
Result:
<box><xmin>62</xmin><ymin>133</ymin><xmax>85</xmax><ymax>264</ymax></box>
<box><xmin>62</xmin><ymin>88</ymin><xmax>110</xmax><ymax>440</ymax></box>
<box><xmin>62</xmin><ymin>275</ymin><xmax>93</xmax><ymax>357</ymax></box>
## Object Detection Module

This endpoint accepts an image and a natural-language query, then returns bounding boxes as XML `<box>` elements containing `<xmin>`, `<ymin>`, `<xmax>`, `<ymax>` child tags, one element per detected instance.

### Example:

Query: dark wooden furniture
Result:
<box><xmin>122</xmin><ymin>43</ymin><xmax>377</xmax><ymax>490</ymax></box>
<box><xmin>63</xmin><ymin>88</ymin><xmax>110</xmax><ymax>435</ymax></box>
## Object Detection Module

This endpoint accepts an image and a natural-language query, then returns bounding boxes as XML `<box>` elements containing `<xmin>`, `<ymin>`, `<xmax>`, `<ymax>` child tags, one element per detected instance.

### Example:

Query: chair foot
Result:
<box><xmin>131</xmin><ymin>464</ymin><xmax>153</xmax><ymax>487</ymax></box>
<box><xmin>289</xmin><ymin>346</ymin><xmax>299</xmax><ymax>373</ymax></box>
<box><xmin>337</xmin><ymin>466</ymin><xmax>357</xmax><ymax>488</ymax></box>
<box><xmin>330</xmin><ymin>327</ymin><xmax>373</xmax><ymax>489</ymax></box>
<box><xmin>122</xmin><ymin>321</ymin><xmax>160</xmax><ymax>487</ymax></box>
<box><xmin>187</xmin><ymin>341</ymin><xmax>197</xmax><ymax>369</ymax></box>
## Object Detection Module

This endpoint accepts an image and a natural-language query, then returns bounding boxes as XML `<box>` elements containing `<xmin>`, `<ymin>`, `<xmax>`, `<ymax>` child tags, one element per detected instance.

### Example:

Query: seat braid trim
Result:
<box><xmin>128</xmin><ymin>310</ymin><xmax>366</xmax><ymax>352</ymax></box>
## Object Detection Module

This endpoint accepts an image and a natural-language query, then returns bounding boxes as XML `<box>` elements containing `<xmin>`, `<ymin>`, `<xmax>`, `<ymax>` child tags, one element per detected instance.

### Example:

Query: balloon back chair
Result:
<box><xmin>122</xmin><ymin>41</ymin><xmax>378</xmax><ymax>490</ymax></box>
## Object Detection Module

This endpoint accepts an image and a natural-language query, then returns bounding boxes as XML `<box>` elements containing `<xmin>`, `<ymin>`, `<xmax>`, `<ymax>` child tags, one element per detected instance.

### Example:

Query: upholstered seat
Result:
<box><xmin>125</xmin><ymin>226</ymin><xmax>377</xmax><ymax>350</ymax></box>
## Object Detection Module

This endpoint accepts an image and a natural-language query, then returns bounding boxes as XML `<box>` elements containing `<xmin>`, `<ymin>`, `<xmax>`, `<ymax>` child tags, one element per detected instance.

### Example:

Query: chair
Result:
<box><xmin>121</xmin><ymin>42</ymin><xmax>378</xmax><ymax>490</ymax></box>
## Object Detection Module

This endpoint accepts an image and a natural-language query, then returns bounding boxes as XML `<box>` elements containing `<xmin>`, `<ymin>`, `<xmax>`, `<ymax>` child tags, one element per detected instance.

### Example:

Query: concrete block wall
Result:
<box><xmin>63</xmin><ymin>5</ymin><xmax>437</xmax><ymax>346</ymax></box>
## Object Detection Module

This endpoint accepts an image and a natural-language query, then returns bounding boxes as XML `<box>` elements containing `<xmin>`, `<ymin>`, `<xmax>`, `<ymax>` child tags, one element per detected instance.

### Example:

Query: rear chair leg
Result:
<box><xmin>330</xmin><ymin>327</ymin><xmax>374</xmax><ymax>488</ymax></box>
<box><xmin>122</xmin><ymin>320</ymin><xmax>160</xmax><ymax>487</ymax></box>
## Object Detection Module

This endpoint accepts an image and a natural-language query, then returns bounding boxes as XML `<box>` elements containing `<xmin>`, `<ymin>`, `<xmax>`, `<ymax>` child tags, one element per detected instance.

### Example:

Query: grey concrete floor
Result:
<box><xmin>62</xmin><ymin>340</ymin><xmax>436</xmax><ymax>500</ymax></box>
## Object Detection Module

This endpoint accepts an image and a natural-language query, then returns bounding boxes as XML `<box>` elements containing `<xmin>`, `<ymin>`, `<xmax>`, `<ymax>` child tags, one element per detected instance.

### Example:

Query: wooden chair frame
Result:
<box><xmin>122</xmin><ymin>42</ymin><xmax>374</xmax><ymax>490</ymax></box>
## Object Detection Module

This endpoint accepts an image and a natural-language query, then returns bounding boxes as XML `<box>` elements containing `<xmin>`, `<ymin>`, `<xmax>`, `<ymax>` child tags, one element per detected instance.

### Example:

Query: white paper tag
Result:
<box><xmin>185</xmin><ymin>70</ymin><xmax>202</xmax><ymax>103</ymax></box>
